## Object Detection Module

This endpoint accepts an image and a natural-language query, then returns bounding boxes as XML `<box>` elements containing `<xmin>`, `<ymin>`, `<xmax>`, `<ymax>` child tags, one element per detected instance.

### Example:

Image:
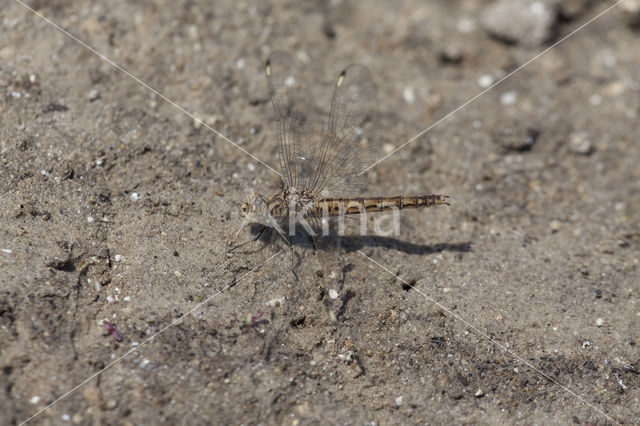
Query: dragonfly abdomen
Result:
<box><xmin>316</xmin><ymin>194</ymin><xmax>450</xmax><ymax>216</ymax></box>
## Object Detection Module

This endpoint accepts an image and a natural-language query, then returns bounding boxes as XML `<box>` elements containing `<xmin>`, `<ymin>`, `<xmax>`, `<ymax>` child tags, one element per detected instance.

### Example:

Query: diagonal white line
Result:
<box><xmin>356</xmin><ymin>250</ymin><xmax>620</xmax><ymax>425</ymax></box>
<box><xmin>18</xmin><ymin>250</ymin><xmax>282</xmax><ymax>426</ymax></box>
<box><xmin>359</xmin><ymin>0</ymin><xmax>627</xmax><ymax>175</ymax></box>
<box><xmin>13</xmin><ymin>0</ymin><xmax>282</xmax><ymax>177</ymax></box>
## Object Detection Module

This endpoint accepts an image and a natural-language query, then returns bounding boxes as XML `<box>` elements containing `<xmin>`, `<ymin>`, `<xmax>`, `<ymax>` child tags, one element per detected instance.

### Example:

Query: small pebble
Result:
<box><xmin>500</xmin><ymin>91</ymin><xmax>518</xmax><ymax>105</ymax></box>
<box><xmin>87</xmin><ymin>216</ymin><xmax>94</xmax><ymax>223</ymax></box>
<box><xmin>329</xmin><ymin>289</ymin><xmax>339</xmax><ymax>299</ymax></box>
<box><xmin>30</xmin><ymin>396</ymin><xmax>41</xmax><ymax>404</ymax></box>
<box><xmin>130</xmin><ymin>192</ymin><xmax>139</xmax><ymax>202</ymax></box>
<box><xmin>477</xmin><ymin>74</ymin><xmax>494</xmax><ymax>89</ymax></box>
<box><xmin>480</xmin><ymin>0</ymin><xmax>558</xmax><ymax>46</ymax></box>
<box><xmin>569</xmin><ymin>132</ymin><xmax>594</xmax><ymax>155</ymax></box>
<box><xmin>475</xmin><ymin>389</ymin><xmax>484</xmax><ymax>397</ymax></box>
<box><xmin>235</xmin><ymin>58</ymin><xmax>245</xmax><ymax>69</ymax></box>
<box><xmin>596</xmin><ymin>318</ymin><xmax>604</xmax><ymax>327</ymax></box>
<box><xmin>439</xmin><ymin>44</ymin><xmax>463</xmax><ymax>64</ymax></box>
<box><xmin>87</xmin><ymin>89</ymin><xmax>99</xmax><ymax>101</ymax></box>
<box><xmin>402</xmin><ymin>86</ymin><xmax>415</xmax><ymax>104</ymax></box>
<box><xmin>247</xmin><ymin>163</ymin><xmax>256</xmax><ymax>172</ymax></box>
<box><xmin>582</xmin><ymin>341</ymin><xmax>591</xmax><ymax>349</ymax></box>
<box><xmin>1</xmin><ymin>249</ymin><xmax>13</xmax><ymax>254</ymax></box>
<box><xmin>457</xmin><ymin>17</ymin><xmax>477</xmax><ymax>33</ymax></box>
<box><xmin>11</xmin><ymin>91</ymin><xmax>21</xmax><ymax>98</ymax></box>
<box><xmin>395</xmin><ymin>396</ymin><xmax>403</xmax><ymax>406</ymax></box>
<box><xmin>61</xmin><ymin>414</ymin><xmax>70</xmax><ymax>421</ymax></box>
<box><xmin>115</xmin><ymin>254</ymin><xmax>123</xmax><ymax>262</ymax></box>
<box><xmin>620</xmin><ymin>0</ymin><xmax>640</xmax><ymax>29</ymax></box>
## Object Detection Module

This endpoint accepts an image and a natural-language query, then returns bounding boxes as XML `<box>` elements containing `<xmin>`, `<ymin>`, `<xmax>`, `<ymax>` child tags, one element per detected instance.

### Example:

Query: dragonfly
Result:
<box><xmin>230</xmin><ymin>51</ymin><xmax>449</xmax><ymax>267</ymax></box>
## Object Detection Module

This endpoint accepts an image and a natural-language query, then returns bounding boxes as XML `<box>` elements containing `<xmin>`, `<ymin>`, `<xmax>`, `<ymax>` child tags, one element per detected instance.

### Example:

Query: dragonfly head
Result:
<box><xmin>240</xmin><ymin>192</ymin><xmax>269</xmax><ymax>223</ymax></box>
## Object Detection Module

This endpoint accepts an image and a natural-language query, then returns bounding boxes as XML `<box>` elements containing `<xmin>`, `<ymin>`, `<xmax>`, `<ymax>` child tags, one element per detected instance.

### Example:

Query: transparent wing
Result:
<box><xmin>265</xmin><ymin>51</ymin><xmax>323</xmax><ymax>191</ymax></box>
<box><xmin>316</xmin><ymin>63</ymin><xmax>381</xmax><ymax>196</ymax></box>
<box><xmin>265</xmin><ymin>51</ymin><xmax>381</xmax><ymax>197</ymax></box>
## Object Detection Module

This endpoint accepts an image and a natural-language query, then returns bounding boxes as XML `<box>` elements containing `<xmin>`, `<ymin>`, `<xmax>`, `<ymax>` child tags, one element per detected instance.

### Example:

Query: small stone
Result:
<box><xmin>11</xmin><ymin>91</ymin><xmax>21</xmax><ymax>98</ymax></box>
<box><xmin>550</xmin><ymin>220</ymin><xmax>562</xmax><ymax>232</ymax></box>
<box><xmin>500</xmin><ymin>91</ymin><xmax>518</xmax><ymax>105</ymax></box>
<box><xmin>87</xmin><ymin>89</ymin><xmax>100</xmax><ymax>101</ymax></box>
<box><xmin>130</xmin><ymin>192</ymin><xmax>139</xmax><ymax>202</ymax></box>
<box><xmin>439</xmin><ymin>44</ymin><xmax>463</xmax><ymax>64</ymax></box>
<box><xmin>481</xmin><ymin>0</ymin><xmax>559</xmax><ymax>46</ymax></box>
<box><xmin>457</xmin><ymin>17</ymin><xmax>477</xmax><ymax>33</ymax></box>
<box><xmin>569</xmin><ymin>132</ymin><xmax>594</xmax><ymax>155</ymax></box>
<box><xmin>115</xmin><ymin>254</ymin><xmax>123</xmax><ymax>262</ymax></box>
<box><xmin>30</xmin><ymin>395</ymin><xmax>41</xmax><ymax>404</ymax></box>
<box><xmin>395</xmin><ymin>396</ymin><xmax>403</xmax><ymax>406</ymax></box>
<box><xmin>478</xmin><ymin>74</ymin><xmax>494</xmax><ymax>89</ymax></box>
<box><xmin>475</xmin><ymin>389</ymin><xmax>484</xmax><ymax>397</ymax></box>
<box><xmin>402</xmin><ymin>86</ymin><xmax>415</xmax><ymax>104</ymax></box>
<box><xmin>620</xmin><ymin>0</ymin><xmax>640</xmax><ymax>29</ymax></box>
<box><xmin>72</xmin><ymin>414</ymin><xmax>83</xmax><ymax>424</ymax></box>
<box><xmin>329</xmin><ymin>289</ymin><xmax>339</xmax><ymax>299</ymax></box>
<box><xmin>106</xmin><ymin>399</ymin><xmax>117</xmax><ymax>409</ymax></box>
<box><xmin>582</xmin><ymin>341</ymin><xmax>591</xmax><ymax>349</ymax></box>
<box><xmin>62</xmin><ymin>414</ymin><xmax>70</xmax><ymax>421</ymax></box>
<box><xmin>596</xmin><ymin>318</ymin><xmax>604</xmax><ymax>327</ymax></box>
<box><xmin>87</xmin><ymin>216</ymin><xmax>94</xmax><ymax>223</ymax></box>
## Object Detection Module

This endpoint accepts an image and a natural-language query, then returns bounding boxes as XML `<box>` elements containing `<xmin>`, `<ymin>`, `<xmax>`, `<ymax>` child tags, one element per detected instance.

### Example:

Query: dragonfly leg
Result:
<box><xmin>227</xmin><ymin>225</ymin><xmax>266</xmax><ymax>253</ymax></box>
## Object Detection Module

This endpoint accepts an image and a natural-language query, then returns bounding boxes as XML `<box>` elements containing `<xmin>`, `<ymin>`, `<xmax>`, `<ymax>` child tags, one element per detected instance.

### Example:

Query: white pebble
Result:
<box><xmin>115</xmin><ymin>254</ymin><xmax>123</xmax><ymax>262</ymax></box>
<box><xmin>123</xmin><ymin>296</ymin><xmax>131</xmax><ymax>302</ymax></box>
<box><xmin>457</xmin><ymin>17</ymin><xmax>477</xmax><ymax>33</ymax></box>
<box><xmin>30</xmin><ymin>395</ymin><xmax>41</xmax><ymax>404</ymax></box>
<box><xmin>61</xmin><ymin>414</ymin><xmax>70</xmax><ymax>421</ymax></box>
<box><xmin>500</xmin><ymin>91</ymin><xmax>518</xmax><ymax>105</ymax></box>
<box><xmin>131</xmin><ymin>341</ymin><xmax>139</xmax><ymax>347</ymax></box>
<box><xmin>402</xmin><ymin>86</ymin><xmax>415</xmax><ymax>104</ymax></box>
<box><xmin>477</xmin><ymin>74</ymin><xmax>494</xmax><ymax>88</ymax></box>
<box><xmin>11</xmin><ymin>91</ymin><xmax>21</xmax><ymax>98</ymax></box>
<box><xmin>596</xmin><ymin>318</ymin><xmax>604</xmax><ymax>327</ymax></box>
<box><xmin>329</xmin><ymin>289</ymin><xmax>339</xmax><ymax>299</ymax></box>
<box><xmin>589</xmin><ymin>94</ymin><xmax>602</xmax><ymax>106</ymax></box>
<box><xmin>395</xmin><ymin>396</ymin><xmax>403</xmax><ymax>406</ymax></box>
<box><xmin>130</xmin><ymin>192</ymin><xmax>139</xmax><ymax>202</ymax></box>
<box><xmin>139</xmin><ymin>359</ymin><xmax>150</xmax><ymax>368</ymax></box>
<box><xmin>236</xmin><ymin>58</ymin><xmax>245</xmax><ymax>69</ymax></box>
<box><xmin>247</xmin><ymin>163</ymin><xmax>256</xmax><ymax>172</ymax></box>
<box><xmin>582</xmin><ymin>341</ymin><xmax>591</xmax><ymax>349</ymax></box>
<box><xmin>106</xmin><ymin>295</ymin><xmax>114</xmax><ymax>302</ymax></box>
<box><xmin>87</xmin><ymin>216</ymin><xmax>94</xmax><ymax>223</ymax></box>
<box><xmin>1</xmin><ymin>249</ymin><xmax>13</xmax><ymax>254</ymax></box>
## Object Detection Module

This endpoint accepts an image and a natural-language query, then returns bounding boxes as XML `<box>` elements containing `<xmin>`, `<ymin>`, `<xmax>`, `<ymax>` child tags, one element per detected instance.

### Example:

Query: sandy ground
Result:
<box><xmin>1</xmin><ymin>0</ymin><xmax>640</xmax><ymax>424</ymax></box>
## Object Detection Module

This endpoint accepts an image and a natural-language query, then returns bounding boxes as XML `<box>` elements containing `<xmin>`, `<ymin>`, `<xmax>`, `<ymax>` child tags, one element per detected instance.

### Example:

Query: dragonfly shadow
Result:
<box><xmin>239</xmin><ymin>223</ymin><xmax>472</xmax><ymax>256</ymax></box>
<box><xmin>335</xmin><ymin>235</ymin><xmax>473</xmax><ymax>255</ymax></box>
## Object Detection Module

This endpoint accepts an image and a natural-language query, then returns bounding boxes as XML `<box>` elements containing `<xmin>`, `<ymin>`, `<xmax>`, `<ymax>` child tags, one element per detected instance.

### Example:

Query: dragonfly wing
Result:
<box><xmin>265</xmin><ymin>51</ymin><xmax>324</xmax><ymax>192</ymax></box>
<box><xmin>315</xmin><ymin>64</ymin><xmax>381</xmax><ymax>197</ymax></box>
<box><xmin>265</xmin><ymin>52</ymin><xmax>381</xmax><ymax>197</ymax></box>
